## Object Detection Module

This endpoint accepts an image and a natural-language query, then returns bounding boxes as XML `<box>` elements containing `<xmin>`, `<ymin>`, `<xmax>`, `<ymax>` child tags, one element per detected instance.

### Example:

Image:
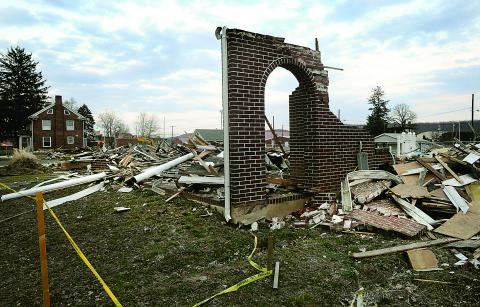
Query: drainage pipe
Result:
<box><xmin>132</xmin><ymin>152</ymin><xmax>195</xmax><ymax>183</ymax></box>
<box><xmin>216</xmin><ymin>26</ymin><xmax>232</xmax><ymax>222</ymax></box>
<box><xmin>1</xmin><ymin>172</ymin><xmax>107</xmax><ymax>202</ymax></box>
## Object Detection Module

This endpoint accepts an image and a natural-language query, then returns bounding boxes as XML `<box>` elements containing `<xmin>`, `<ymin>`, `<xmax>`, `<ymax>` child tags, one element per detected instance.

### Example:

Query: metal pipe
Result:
<box><xmin>1</xmin><ymin>172</ymin><xmax>107</xmax><ymax>202</ymax></box>
<box><xmin>217</xmin><ymin>26</ymin><xmax>232</xmax><ymax>222</ymax></box>
<box><xmin>132</xmin><ymin>152</ymin><xmax>194</xmax><ymax>183</ymax></box>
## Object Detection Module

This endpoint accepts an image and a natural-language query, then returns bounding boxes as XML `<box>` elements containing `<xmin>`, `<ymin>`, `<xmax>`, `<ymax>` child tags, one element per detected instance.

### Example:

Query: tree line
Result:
<box><xmin>365</xmin><ymin>86</ymin><xmax>417</xmax><ymax>136</ymax></box>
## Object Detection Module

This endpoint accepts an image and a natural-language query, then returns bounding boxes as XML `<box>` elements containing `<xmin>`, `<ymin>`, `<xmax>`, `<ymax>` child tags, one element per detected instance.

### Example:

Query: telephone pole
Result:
<box><xmin>170</xmin><ymin>125</ymin><xmax>175</xmax><ymax>140</ymax></box>
<box><xmin>472</xmin><ymin>93</ymin><xmax>475</xmax><ymax>129</ymax></box>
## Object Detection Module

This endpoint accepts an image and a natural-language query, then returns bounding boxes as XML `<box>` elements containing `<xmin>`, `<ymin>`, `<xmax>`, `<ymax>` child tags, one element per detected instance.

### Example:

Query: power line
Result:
<box><xmin>416</xmin><ymin>107</ymin><xmax>471</xmax><ymax>120</ymax></box>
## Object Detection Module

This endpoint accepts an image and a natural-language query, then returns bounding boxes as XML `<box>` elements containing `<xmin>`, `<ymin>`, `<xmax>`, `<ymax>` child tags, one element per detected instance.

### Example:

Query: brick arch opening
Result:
<box><xmin>261</xmin><ymin>57</ymin><xmax>322</xmax><ymax>189</ymax></box>
<box><xmin>223</xmin><ymin>28</ymin><xmax>390</xmax><ymax>209</ymax></box>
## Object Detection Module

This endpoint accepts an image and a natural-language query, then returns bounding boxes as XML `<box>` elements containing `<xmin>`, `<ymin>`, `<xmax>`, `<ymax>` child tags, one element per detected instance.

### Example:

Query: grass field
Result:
<box><xmin>1</xmin><ymin>174</ymin><xmax>479</xmax><ymax>306</ymax></box>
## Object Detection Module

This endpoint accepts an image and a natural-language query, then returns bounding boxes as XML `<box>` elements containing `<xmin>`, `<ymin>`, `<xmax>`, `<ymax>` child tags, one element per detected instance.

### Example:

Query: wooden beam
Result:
<box><xmin>264</xmin><ymin>115</ymin><xmax>287</xmax><ymax>157</ymax></box>
<box><xmin>435</xmin><ymin>155</ymin><xmax>464</xmax><ymax>184</ymax></box>
<box><xmin>351</xmin><ymin>238</ymin><xmax>459</xmax><ymax>258</ymax></box>
<box><xmin>165</xmin><ymin>187</ymin><xmax>185</xmax><ymax>203</ymax></box>
<box><xmin>414</xmin><ymin>157</ymin><xmax>446</xmax><ymax>181</ymax></box>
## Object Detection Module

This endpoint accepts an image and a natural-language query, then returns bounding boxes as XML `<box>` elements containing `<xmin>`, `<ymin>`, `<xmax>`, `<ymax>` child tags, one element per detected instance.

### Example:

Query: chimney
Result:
<box><xmin>55</xmin><ymin>95</ymin><xmax>62</xmax><ymax>106</ymax></box>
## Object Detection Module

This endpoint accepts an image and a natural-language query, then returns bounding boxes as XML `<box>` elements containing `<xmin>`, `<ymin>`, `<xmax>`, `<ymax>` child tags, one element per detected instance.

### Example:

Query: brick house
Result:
<box><xmin>28</xmin><ymin>95</ymin><xmax>85</xmax><ymax>150</ymax></box>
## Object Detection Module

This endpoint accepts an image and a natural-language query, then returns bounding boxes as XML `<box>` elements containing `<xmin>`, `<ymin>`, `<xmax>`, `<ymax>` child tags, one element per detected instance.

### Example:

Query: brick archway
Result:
<box><xmin>223</xmin><ymin>28</ymin><xmax>390</xmax><ymax>207</ymax></box>
<box><xmin>261</xmin><ymin>57</ymin><xmax>323</xmax><ymax>190</ymax></box>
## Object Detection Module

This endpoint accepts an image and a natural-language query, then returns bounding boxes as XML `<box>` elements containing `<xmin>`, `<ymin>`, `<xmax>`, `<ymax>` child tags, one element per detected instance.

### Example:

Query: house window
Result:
<box><xmin>47</xmin><ymin>109</ymin><xmax>53</xmax><ymax>114</ymax></box>
<box><xmin>42</xmin><ymin>120</ymin><xmax>51</xmax><ymax>131</ymax></box>
<box><xmin>64</xmin><ymin>110</ymin><xmax>70</xmax><ymax>115</ymax></box>
<box><xmin>66</xmin><ymin>120</ymin><xmax>74</xmax><ymax>131</ymax></box>
<box><xmin>67</xmin><ymin>136</ymin><xmax>75</xmax><ymax>145</ymax></box>
<box><xmin>42</xmin><ymin>137</ymin><xmax>51</xmax><ymax>148</ymax></box>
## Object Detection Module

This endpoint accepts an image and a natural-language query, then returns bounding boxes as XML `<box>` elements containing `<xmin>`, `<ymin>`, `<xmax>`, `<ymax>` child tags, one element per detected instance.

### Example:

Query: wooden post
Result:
<box><xmin>266</xmin><ymin>233</ymin><xmax>273</xmax><ymax>271</ymax></box>
<box><xmin>36</xmin><ymin>192</ymin><xmax>51</xmax><ymax>307</ymax></box>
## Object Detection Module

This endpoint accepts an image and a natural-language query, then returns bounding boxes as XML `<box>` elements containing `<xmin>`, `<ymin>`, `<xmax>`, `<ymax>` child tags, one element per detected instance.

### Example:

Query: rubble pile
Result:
<box><xmin>2</xmin><ymin>137</ymin><xmax>479</xmax><ymax>270</ymax></box>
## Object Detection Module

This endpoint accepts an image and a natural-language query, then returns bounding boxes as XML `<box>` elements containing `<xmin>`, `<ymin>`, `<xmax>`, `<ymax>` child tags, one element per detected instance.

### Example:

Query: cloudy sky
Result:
<box><xmin>1</xmin><ymin>0</ymin><xmax>479</xmax><ymax>135</ymax></box>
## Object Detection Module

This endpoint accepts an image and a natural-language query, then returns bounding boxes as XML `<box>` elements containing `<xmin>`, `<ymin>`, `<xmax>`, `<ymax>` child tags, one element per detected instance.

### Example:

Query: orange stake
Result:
<box><xmin>36</xmin><ymin>192</ymin><xmax>51</xmax><ymax>307</ymax></box>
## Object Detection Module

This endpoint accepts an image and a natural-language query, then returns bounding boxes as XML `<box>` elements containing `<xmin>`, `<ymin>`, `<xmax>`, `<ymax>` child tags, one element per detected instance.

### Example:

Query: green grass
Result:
<box><xmin>0</xmin><ymin>174</ymin><xmax>479</xmax><ymax>306</ymax></box>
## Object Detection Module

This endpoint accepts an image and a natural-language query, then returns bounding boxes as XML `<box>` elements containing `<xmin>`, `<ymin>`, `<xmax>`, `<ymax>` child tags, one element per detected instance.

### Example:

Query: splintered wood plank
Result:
<box><xmin>435</xmin><ymin>155</ymin><xmax>464</xmax><ymax>184</ymax></box>
<box><xmin>407</xmin><ymin>248</ymin><xmax>439</xmax><ymax>271</ymax></box>
<box><xmin>414</xmin><ymin>157</ymin><xmax>446</xmax><ymax>181</ymax></box>
<box><xmin>352</xmin><ymin>238</ymin><xmax>459</xmax><ymax>258</ymax></box>
<box><xmin>434</xmin><ymin>201</ymin><xmax>480</xmax><ymax>240</ymax></box>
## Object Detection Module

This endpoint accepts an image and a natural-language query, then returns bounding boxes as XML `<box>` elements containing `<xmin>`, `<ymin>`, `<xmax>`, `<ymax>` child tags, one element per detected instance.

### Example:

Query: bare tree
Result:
<box><xmin>390</xmin><ymin>103</ymin><xmax>417</xmax><ymax>130</ymax></box>
<box><xmin>97</xmin><ymin>111</ymin><xmax>129</xmax><ymax>138</ymax></box>
<box><xmin>63</xmin><ymin>97</ymin><xmax>79</xmax><ymax>111</ymax></box>
<box><xmin>135</xmin><ymin>112</ymin><xmax>160</xmax><ymax>137</ymax></box>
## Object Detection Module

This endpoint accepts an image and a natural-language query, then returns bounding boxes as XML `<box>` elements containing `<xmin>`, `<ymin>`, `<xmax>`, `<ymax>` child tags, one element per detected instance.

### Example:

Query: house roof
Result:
<box><xmin>194</xmin><ymin>129</ymin><xmax>224</xmax><ymax>142</ymax></box>
<box><xmin>28</xmin><ymin>103</ymin><xmax>86</xmax><ymax>120</ymax></box>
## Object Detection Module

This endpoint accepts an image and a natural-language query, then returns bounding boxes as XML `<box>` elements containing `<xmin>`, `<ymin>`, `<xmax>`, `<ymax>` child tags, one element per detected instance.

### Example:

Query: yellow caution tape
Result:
<box><xmin>194</xmin><ymin>233</ymin><xmax>272</xmax><ymax>306</ymax></box>
<box><xmin>0</xmin><ymin>181</ymin><xmax>123</xmax><ymax>307</ymax></box>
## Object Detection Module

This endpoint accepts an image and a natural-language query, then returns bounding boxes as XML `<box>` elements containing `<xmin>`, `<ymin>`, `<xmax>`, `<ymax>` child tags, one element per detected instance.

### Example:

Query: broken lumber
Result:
<box><xmin>165</xmin><ymin>187</ymin><xmax>185</xmax><ymax>203</ymax></box>
<box><xmin>351</xmin><ymin>238</ymin><xmax>459</xmax><ymax>258</ymax></box>
<box><xmin>435</xmin><ymin>155</ymin><xmax>464</xmax><ymax>184</ymax></box>
<box><xmin>178</xmin><ymin>176</ymin><xmax>224</xmax><ymax>185</ymax></box>
<box><xmin>406</xmin><ymin>248</ymin><xmax>440</xmax><ymax>271</ymax></box>
<box><xmin>434</xmin><ymin>201</ymin><xmax>480</xmax><ymax>240</ymax></box>
<box><xmin>264</xmin><ymin>115</ymin><xmax>287</xmax><ymax>157</ymax></box>
<box><xmin>390</xmin><ymin>194</ymin><xmax>436</xmax><ymax>230</ymax></box>
<box><xmin>414</xmin><ymin>157</ymin><xmax>446</xmax><ymax>181</ymax></box>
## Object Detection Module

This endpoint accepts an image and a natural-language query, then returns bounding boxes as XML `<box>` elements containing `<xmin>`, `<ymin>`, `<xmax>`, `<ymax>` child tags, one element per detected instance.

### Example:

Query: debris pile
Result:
<box><xmin>1</xmin><ymin>149</ymin><xmax>46</xmax><ymax>176</ymax></box>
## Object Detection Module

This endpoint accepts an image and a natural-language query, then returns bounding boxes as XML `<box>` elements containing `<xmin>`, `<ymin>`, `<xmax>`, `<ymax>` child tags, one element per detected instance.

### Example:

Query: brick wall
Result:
<box><xmin>226</xmin><ymin>29</ymin><xmax>390</xmax><ymax>206</ymax></box>
<box><xmin>32</xmin><ymin>95</ymin><xmax>84</xmax><ymax>150</ymax></box>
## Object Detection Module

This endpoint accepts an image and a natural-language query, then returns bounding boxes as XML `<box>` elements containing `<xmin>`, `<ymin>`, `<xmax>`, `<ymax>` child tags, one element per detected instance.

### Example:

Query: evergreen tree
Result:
<box><xmin>78</xmin><ymin>104</ymin><xmax>95</xmax><ymax>142</ymax></box>
<box><xmin>365</xmin><ymin>86</ymin><xmax>389</xmax><ymax>136</ymax></box>
<box><xmin>0</xmin><ymin>46</ymin><xmax>49</xmax><ymax>142</ymax></box>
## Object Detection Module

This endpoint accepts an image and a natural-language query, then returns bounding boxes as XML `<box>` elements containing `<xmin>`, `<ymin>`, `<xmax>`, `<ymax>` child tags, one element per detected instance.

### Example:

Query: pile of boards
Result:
<box><xmin>334</xmin><ymin>141</ymin><xmax>480</xmax><ymax>269</ymax></box>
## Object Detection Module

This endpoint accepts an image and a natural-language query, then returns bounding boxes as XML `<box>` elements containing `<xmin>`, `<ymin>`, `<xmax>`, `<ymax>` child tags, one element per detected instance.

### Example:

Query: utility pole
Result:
<box><xmin>459</xmin><ymin>121</ymin><xmax>461</xmax><ymax>141</ymax></box>
<box><xmin>338</xmin><ymin>109</ymin><xmax>341</xmax><ymax>121</ymax></box>
<box><xmin>163</xmin><ymin>116</ymin><xmax>166</xmax><ymax>139</ymax></box>
<box><xmin>170</xmin><ymin>125</ymin><xmax>175</xmax><ymax>140</ymax></box>
<box><xmin>472</xmin><ymin>93</ymin><xmax>475</xmax><ymax>130</ymax></box>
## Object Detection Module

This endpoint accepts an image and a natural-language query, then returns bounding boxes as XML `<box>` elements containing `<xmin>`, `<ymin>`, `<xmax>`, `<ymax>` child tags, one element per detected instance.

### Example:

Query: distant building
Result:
<box><xmin>374</xmin><ymin>132</ymin><xmax>433</xmax><ymax>156</ymax></box>
<box><xmin>28</xmin><ymin>95</ymin><xmax>85</xmax><ymax>150</ymax></box>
